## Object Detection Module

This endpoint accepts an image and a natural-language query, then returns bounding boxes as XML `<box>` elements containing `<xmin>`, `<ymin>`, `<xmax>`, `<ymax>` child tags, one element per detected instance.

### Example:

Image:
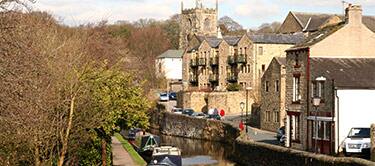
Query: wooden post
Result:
<box><xmin>371</xmin><ymin>124</ymin><xmax>375</xmax><ymax>162</ymax></box>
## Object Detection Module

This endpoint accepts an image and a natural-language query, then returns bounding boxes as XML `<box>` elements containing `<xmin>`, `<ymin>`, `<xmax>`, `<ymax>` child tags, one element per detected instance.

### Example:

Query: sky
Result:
<box><xmin>31</xmin><ymin>0</ymin><xmax>375</xmax><ymax>29</ymax></box>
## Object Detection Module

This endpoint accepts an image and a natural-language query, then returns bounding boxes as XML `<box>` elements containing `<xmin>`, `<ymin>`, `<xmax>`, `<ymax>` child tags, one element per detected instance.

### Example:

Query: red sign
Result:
<box><xmin>220</xmin><ymin>109</ymin><xmax>225</xmax><ymax>117</ymax></box>
<box><xmin>239</xmin><ymin>121</ymin><xmax>244</xmax><ymax>131</ymax></box>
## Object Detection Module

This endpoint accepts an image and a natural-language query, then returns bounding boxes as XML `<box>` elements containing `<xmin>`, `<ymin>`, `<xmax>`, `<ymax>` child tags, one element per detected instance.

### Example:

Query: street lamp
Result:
<box><xmin>240</xmin><ymin>102</ymin><xmax>245</xmax><ymax>124</ymax></box>
<box><xmin>245</xmin><ymin>87</ymin><xmax>252</xmax><ymax>133</ymax></box>
<box><xmin>312</xmin><ymin>97</ymin><xmax>321</xmax><ymax>153</ymax></box>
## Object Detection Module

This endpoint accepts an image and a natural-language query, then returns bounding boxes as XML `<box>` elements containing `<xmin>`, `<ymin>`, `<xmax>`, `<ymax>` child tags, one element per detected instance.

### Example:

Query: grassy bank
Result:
<box><xmin>114</xmin><ymin>133</ymin><xmax>147</xmax><ymax>166</ymax></box>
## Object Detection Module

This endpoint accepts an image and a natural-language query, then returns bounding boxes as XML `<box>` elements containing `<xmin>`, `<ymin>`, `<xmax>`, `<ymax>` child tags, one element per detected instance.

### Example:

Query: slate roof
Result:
<box><xmin>205</xmin><ymin>36</ymin><xmax>223</xmax><ymax>48</ymax></box>
<box><xmin>290</xmin><ymin>11</ymin><xmax>375</xmax><ymax>32</ymax></box>
<box><xmin>292</xmin><ymin>12</ymin><xmax>334</xmax><ymax>31</ymax></box>
<box><xmin>275</xmin><ymin>57</ymin><xmax>286</xmax><ymax>66</ymax></box>
<box><xmin>248</xmin><ymin>33</ymin><xmax>305</xmax><ymax>44</ymax></box>
<box><xmin>310</xmin><ymin>58</ymin><xmax>375</xmax><ymax>89</ymax></box>
<box><xmin>223</xmin><ymin>36</ymin><xmax>242</xmax><ymax>46</ymax></box>
<box><xmin>157</xmin><ymin>50</ymin><xmax>184</xmax><ymax>59</ymax></box>
<box><xmin>288</xmin><ymin>22</ymin><xmax>345</xmax><ymax>50</ymax></box>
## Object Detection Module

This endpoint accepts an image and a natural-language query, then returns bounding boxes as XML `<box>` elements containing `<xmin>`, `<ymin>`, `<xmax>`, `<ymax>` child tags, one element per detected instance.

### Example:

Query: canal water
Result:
<box><xmin>154</xmin><ymin>134</ymin><xmax>237</xmax><ymax>166</ymax></box>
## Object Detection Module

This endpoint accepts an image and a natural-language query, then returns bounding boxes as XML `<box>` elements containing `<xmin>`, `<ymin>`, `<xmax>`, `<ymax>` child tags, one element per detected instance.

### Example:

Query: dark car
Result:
<box><xmin>276</xmin><ymin>126</ymin><xmax>285</xmax><ymax>141</ymax></box>
<box><xmin>182</xmin><ymin>108</ymin><xmax>194</xmax><ymax>116</ymax></box>
<box><xmin>169</xmin><ymin>92</ymin><xmax>177</xmax><ymax>100</ymax></box>
<box><xmin>207</xmin><ymin>114</ymin><xmax>221</xmax><ymax>120</ymax></box>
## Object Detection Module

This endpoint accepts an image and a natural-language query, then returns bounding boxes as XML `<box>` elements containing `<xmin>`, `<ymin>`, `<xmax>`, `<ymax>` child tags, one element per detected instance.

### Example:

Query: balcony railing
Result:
<box><xmin>189</xmin><ymin>76</ymin><xmax>198</xmax><ymax>83</ymax></box>
<box><xmin>227</xmin><ymin>73</ymin><xmax>238</xmax><ymax>82</ymax></box>
<box><xmin>237</xmin><ymin>54</ymin><xmax>247</xmax><ymax>63</ymax></box>
<box><xmin>198</xmin><ymin>58</ymin><xmax>206</xmax><ymax>66</ymax></box>
<box><xmin>210</xmin><ymin>57</ymin><xmax>219</xmax><ymax>66</ymax></box>
<box><xmin>227</xmin><ymin>56</ymin><xmax>236</xmax><ymax>65</ymax></box>
<box><xmin>190</xmin><ymin>58</ymin><xmax>198</xmax><ymax>67</ymax></box>
<box><xmin>209</xmin><ymin>74</ymin><xmax>219</xmax><ymax>82</ymax></box>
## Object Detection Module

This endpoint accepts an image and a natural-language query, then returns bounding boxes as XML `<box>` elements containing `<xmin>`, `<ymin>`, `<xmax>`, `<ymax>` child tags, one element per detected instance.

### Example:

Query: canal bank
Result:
<box><xmin>150</xmin><ymin>108</ymin><xmax>375</xmax><ymax>166</ymax></box>
<box><xmin>150</xmin><ymin>109</ymin><xmax>240</xmax><ymax>143</ymax></box>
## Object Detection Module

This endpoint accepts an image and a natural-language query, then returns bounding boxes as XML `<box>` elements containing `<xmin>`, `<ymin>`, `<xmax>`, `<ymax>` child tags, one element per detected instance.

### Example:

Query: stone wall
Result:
<box><xmin>371</xmin><ymin>124</ymin><xmax>375</xmax><ymax>162</ymax></box>
<box><xmin>180</xmin><ymin>91</ymin><xmax>255</xmax><ymax>115</ymax></box>
<box><xmin>232</xmin><ymin>138</ymin><xmax>375</xmax><ymax>166</ymax></box>
<box><xmin>150</xmin><ymin>110</ymin><xmax>240</xmax><ymax>143</ymax></box>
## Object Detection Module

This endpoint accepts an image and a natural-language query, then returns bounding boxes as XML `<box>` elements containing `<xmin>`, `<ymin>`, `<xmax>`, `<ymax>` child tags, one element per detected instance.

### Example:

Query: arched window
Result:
<box><xmin>204</xmin><ymin>18</ymin><xmax>210</xmax><ymax>31</ymax></box>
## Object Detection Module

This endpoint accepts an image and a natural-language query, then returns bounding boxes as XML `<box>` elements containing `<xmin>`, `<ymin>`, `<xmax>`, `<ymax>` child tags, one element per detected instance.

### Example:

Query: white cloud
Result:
<box><xmin>235</xmin><ymin>0</ymin><xmax>280</xmax><ymax>20</ymax></box>
<box><xmin>280</xmin><ymin>0</ymin><xmax>375</xmax><ymax>7</ymax></box>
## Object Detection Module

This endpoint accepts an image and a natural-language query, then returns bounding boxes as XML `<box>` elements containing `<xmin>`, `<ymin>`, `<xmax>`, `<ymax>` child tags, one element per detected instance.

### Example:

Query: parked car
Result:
<box><xmin>276</xmin><ymin>126</ymin><xmax>285</xmax><ymax>141</ymax></box>
<box><xmin>182</xmin><ymin>108</ymin><xmax>195</xmax><ymax>116</ymax></box>
<box><xmin>159</xmin><ymin>93</ymin><xmax>169</xmax><ymax>101</ymax></box>
<box><xmin>171</xmin><ymin>108</ymin><xmax>183</xmax><ymax>114</ymax></box>
<box><xmin>192</xmin><ymin>112</ymin><xmax>207</xmax><ymax>119</ymax></box>
<box><xmin>169</xmin><ymin>92</ymin><xmax>177</xmax><ymax>100</ymax></box>
<box><xmin>342</xmin><ymin>127</ymin><xmax>371</xmax><ymax>157</ymax></box>
<box><xmin>207</xmin><ymin>114</ymin><xmax>221</xmax><ymax>120</ymax></box>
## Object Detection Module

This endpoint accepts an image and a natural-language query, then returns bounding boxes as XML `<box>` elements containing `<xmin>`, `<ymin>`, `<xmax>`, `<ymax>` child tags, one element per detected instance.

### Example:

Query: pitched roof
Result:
<box><xmin>157</xmin><ymin>50</ymin><xmax>184</xmax><ymax>59</ymax></box>
<box><xmin>311</xmin><ymin>58</ymin><xmax>375</xmax><ymax>89</ymax></box>
<box><xmin>275</xmin><ymin>57</ymin><xmax>286</xmax><ymax>65</ymax></box>
<box><xmin>288</xmin><ymin>22</ymin><xmax>345</xmax><ymax>50</ymax></box>
<box><xmin>205</xmin><ymin>36</ymin><xmax>223</xmax><ymax>48</ymax></box>
<box><xmin>223</xmin><ymin>36</ymin><xmax>242</xmax><ymax>46</ymax></box>
<box><xmin>248</xmin><ymin>33</ymin><xmax>305</xmax><ymax>44</ymax></box>
<box><xmin>290</xmin><ymin>11</ymin><xmax>375</xmax><ymax>32</ymax></box>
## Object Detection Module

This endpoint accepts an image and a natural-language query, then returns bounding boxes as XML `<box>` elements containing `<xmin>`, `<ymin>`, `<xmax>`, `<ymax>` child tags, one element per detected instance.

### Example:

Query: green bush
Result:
<box><xmin>227</xmin><ymin>83</ymin><xmax>242</xmax><ymax>91</ymax></box>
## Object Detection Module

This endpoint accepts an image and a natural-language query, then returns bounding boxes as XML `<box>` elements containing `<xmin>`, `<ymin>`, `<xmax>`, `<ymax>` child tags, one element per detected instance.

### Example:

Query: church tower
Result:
<box><xmin>179</xmin><ymin>0</ymin><xmax>218</xmax><ymax>49</ymax></box>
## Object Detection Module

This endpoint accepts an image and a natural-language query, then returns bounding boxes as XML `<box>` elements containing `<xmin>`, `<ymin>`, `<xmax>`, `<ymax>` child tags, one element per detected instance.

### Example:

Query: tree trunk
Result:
<box><xmin>101</xmin><ymin>138</ymin><xmax>107</xmax><ymax>166</ymax></box>
<box><xmin>34</xmin><ymin>141</ymin><xmax>40</xmax><ymax>166</ymax></box>
<box><xmin>58</xmin><ymin>96</ymin><xmax>75</xmax><ymax>166</ymax></box>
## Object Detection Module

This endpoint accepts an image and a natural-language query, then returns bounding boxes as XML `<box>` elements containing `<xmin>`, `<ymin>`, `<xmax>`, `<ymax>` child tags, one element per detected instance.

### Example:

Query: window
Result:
<box><xmin>312</xmin><ymin>121</ymin><xmax>331</xmax><ymax>141</ymax></box>
<box><xmin>262</xmin><ymin>64</ymin><xmax>266</xmax><ymax>72</ymax></box>
<box><xmin>247</xmin><ymin>65</ymin><xmax>251</xmax><ymax>73</ymax></box>
<box><xmin>273</xmin><ymin>110</ymin><xmax>279</xmax><ymax>123</ymax></box>
<box><xmin>204</xmin><ymin>18</ymin><xmax>210</xmax><ymax>31</ymax></box>
<box><xmin>265</xmin><ymin>81</ymin><xmax>269</xmax><ymax>92</ymax></box>
<box><xmin>290</xmin><ymin>115</ymin><xmax>300</xmax><ymax>141</ymax></box>
<box><xmin>312</xmin><ymin>81</ymin><xmax>325</xmax><ymax>99</ymax></box>
<box><xmin>258</xmin><ymin>46</ymin><xmax>263</xmax><ymax>55</ymax></box>
<box><xmin>266</xmin><ymin>111</ymin><xmax>271</xmax><ymax>122</ymax></box>
<box><xmin>275</xmin><ymin>80</ymin><xmax>279</xmax><ymax>92</ymax></box>
<box><xmin>293</xmin><ymin>74</ymin><xmax>301</xmax><ymax>103</ymax></box>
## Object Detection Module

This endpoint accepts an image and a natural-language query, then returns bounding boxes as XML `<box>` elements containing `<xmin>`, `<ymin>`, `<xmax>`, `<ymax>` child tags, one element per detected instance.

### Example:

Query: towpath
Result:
<box><xmin>112</xmin><ymin>136</ymin><xmax>135</xmax><ymax>166</ymax></box>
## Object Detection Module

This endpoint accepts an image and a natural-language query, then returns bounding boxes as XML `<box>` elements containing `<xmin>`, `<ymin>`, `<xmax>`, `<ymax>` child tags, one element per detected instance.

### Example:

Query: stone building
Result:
<box><xmin>278</xmin><ymin>10</ymin><xmax>375</xmax><ymax>34</ymax></box>
<box><xmin>260</xmin><ymin>57</ymin><xmax>286</xmax><ymax>132</ymax></box>
<box><xmin>284</xmin><ymin>4</ymin><xmax>375</xmax><ymax>154</ymax></box>
<box><xmin>179</xmin><ymin>0</ymin><xmax>219</xmax><ymax>49</ymax></box>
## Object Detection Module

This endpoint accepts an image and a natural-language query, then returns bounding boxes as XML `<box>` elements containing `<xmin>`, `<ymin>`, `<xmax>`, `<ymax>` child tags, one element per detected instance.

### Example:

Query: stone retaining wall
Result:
<box><xmin>371</xmin><ymin>124</ymin><xmax>375</xmax><ymax>162</ymax></box>
<box><xmin>179</xmin><ymin>91</ymin><xmax>255</xmax><ymax>115</ymax></box>
<box><xmin>150</xmin><ymin>110</ymin><xmax>240</xmax><ymax>143</ymax></box>
<box><xmin>232</xmin><ymin>138</ymin><xmax>375</xmax><ymax>166</ymax></box>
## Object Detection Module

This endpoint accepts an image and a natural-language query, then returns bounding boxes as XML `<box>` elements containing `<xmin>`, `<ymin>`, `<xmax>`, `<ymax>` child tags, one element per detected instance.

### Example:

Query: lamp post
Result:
<box><xmin>312</xmin><ymin>97</ymin><xmax>321</xmax><ymax>153</ymax></box>
<box><xmin>240</xmin><ymin>102</ymin><xmax>245</xmax><ymax>124</ymax></box>
<box><xmin>245</xmin><ymin>87</ymin><xmax>252</xmax><ymax>133</ymax></box>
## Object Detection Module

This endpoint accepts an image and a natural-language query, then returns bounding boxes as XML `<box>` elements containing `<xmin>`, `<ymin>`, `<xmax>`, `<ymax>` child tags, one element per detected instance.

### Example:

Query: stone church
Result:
<box><xmin>179</xmin><ymin>0</ymin><xmax>219</xmax><ymax>49</ymax></box>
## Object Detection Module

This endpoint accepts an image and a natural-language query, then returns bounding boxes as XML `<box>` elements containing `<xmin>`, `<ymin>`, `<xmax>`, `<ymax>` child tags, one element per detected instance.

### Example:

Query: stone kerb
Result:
<box><xmin>371</xmin><ymin>124</ymin><xmax>375</xmax><ymax>161</ymax></box>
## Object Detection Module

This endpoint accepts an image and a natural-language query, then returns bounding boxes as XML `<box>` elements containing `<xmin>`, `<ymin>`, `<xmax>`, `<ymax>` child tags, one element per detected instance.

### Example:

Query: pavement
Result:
<box><xmin>224</xmin><ymin>115</ymin><xmax>281</xmax><ymax>145</ymax></box>
<box><xmin>112</xmin><ymin>136</ymin><xmax>135</xmax><ymax>166</ymax></box>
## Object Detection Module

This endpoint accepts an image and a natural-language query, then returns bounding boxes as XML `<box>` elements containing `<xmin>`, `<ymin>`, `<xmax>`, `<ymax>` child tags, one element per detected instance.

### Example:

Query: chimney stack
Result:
<box><xmin>345</xmin><ymin>4</ymin><xmax>362</xmax><ymax>25</ymax></box>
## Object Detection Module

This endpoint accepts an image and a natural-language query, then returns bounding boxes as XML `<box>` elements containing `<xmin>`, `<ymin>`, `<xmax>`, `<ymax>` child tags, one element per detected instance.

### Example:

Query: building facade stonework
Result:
<box><xmin>372</xmin><ymin>124</ymin><xmax>375</xmax><ymax>161</ymax></box>
<box><xmin>284</xmin><ymin>4</ymin><xmax>375</xmax><ymax>154</ymax></box>
<box><xmin>260</xmin><ymin>57</ymin><xmax>286</xmax><ymax>132</ymax></box>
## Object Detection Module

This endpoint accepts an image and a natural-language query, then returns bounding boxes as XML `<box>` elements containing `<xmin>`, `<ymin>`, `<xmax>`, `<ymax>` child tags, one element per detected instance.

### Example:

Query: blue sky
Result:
<box><xmin>32</xmin><ymin>0</ymin><xmax>375</xmax><ymax>29</ymax></box>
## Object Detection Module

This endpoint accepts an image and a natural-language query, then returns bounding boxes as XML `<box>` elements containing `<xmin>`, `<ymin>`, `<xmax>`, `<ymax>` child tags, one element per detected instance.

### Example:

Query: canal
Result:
<box><xmin>153</xmin><ymin>133</ymin><xmax>237</xmax><ymax>166</ymax></box>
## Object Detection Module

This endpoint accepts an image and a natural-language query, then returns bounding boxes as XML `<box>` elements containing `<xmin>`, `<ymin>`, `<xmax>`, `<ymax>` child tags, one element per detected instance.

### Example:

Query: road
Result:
<box><xmin>224</xmin><ymin>115</ymin><xmax>280</xmax><ymax>145</ymax></box>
